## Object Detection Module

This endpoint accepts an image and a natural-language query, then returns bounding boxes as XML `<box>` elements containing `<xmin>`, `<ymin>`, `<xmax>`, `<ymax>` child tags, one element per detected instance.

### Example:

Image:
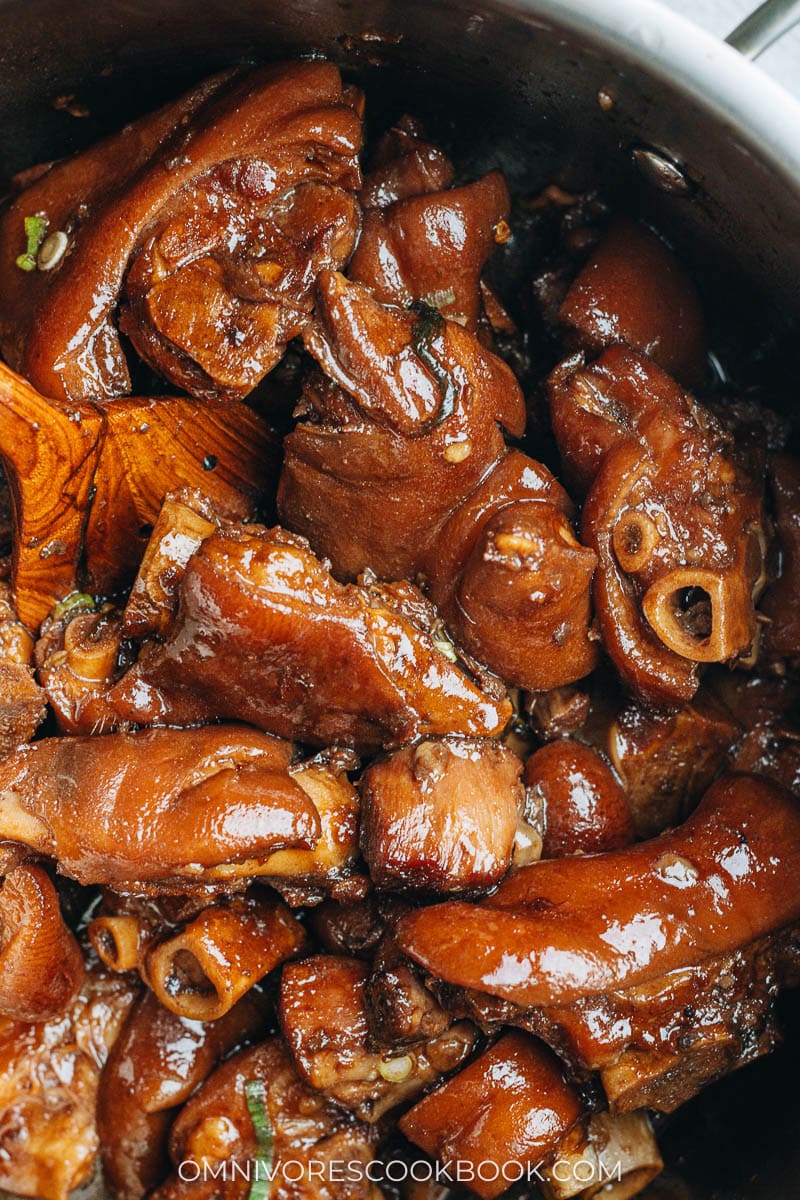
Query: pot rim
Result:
<box><xmin>489</xmin><ymin>0</ymin><xmax>800</xmax><ymax>182</ymax></box>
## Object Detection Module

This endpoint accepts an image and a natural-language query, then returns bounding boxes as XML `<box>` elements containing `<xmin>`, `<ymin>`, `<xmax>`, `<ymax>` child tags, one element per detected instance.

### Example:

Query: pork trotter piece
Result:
<box><xmin>398</xmin><ymin>775</ymin><xmax>800</xmax><ymax>1111</ymax></box>
<box><xmin>106</xmin><ymin>523</ymin><xmax>511</xmax><ymax>749</ymax></box>
<box><xmin>399</xmin><ymin>1032</ymin><xmax>583</xmax><ymax>1200</ymax></box>
<box><xmin>0</xmin><ymin>62</ymin><xmax>362</xmax><ymax>403</ymax></box>
<box><xmin>549</xmin><ymin>346</ymin><xmax>764</xmax><ymax>705</ymax></box>
<box><xmin>0</xmin><ymin>725</ymin><xmax>321</xmax><ymax>889</ymax></box>
<box><xmin>361</xmin><ymin>736</ymin><xmax>529</xmax><ymax>892</ymax></box>
<box><xmin>279</xmin><ymin>271</ymin><xmax>597</xmax><ymax>690</ymax></box>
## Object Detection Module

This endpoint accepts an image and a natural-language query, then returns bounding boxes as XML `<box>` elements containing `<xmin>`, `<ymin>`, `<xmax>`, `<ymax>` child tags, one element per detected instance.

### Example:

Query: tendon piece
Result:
<box><xmin>105</xmin><ymin>525</ymin><xmax>510</xmax><ymax>749</ymax></box>
<box><xmin>559</xmin><ymin>219</ymin><xmax>708</xmax><ymax>387</ymax></box>
<box><xmin>0</xmin><ymin>866</ymin><xmax>83</xmax><ymax>1021</ymax></box>
<box><xmin>279</xmin><ymin>954</ymin><xmax>476</xmax><ymax>1121</ymax></box>
<box><xmin>82</xmin><ymin>395</ymin><xmax>278</xmax><ymax>594</ymax></box>
<box><xmin>541</xmin><ymin>1112</ymin><xmax>663</xmax><ymax>1200</ymax></box>
<box><xmin>0</xmin><ymin>360</ymin><xmax>103</xmax><ymax>627</ymax></box>
<box><xmin>0</xmin><ymin>63</ymin><xmax>363</xmax><ymax>404</ymax></box>
<box><xmin>279</xmin><ymin>272</ymin><xmax>597</xmax><ymax>691</ymax></box>
<box><xmin>35</xmin><ymin>599</ymin><xmax>134</xmax><ymax>736</ymax></box>
<box><xmin>0</xmin><ymin>725</ymin><xmax>321</xmax><ymax>888</ymax></box>
<box><xmin>143</xmin><ymin>891</ymin><xmax>306</xmax><ymax>1021</ymax></box>
<box><xmin>360</xmin><ymin>737</ymin><xmax>526</xmax><ymax>892</ymax></box>
<box><xmin>359</xmin><ymin>115</ymin><xmax>454</xmax><ymax>207</ymax></box>
<box><xmin>152</xmin><ymin>1038</ymin><xmax>383</xmax><ymax>1200</ymax></box>
<box><xmin>97</xmin><ymin>989</ymin><xmax>265</xmax><ymax>1200</ymax></box>
<box><xmin>121</xmin><ymin>489</ymin><xmax>219</xmax><ymax>640</ymax></box>
<box><xmin>604</xmin><ymin>693</ymin><xmax>738</xmax><ymax>837</ymax></box>
<box><xmin>549</xmin><ymin>347</ymin><xmax>764</xmax><ymax>705</ymax></box>
<box><xmin>523</xmin><ymin>740</ymin><xmax>634</xmax><ymax>858</ymax></box>
<box><xmin>261</xmin><ymin>753</ymin><xmax>361</xmax><ymax>892</ymax></box>
<box><xmin>0</xmin><ymin>956</ymin><xmax>138</xmax><ymax>1200</ymax></box>
<box><xmin>761</xmin><ymin>453</ymin><xmax>800</xmax><ymax>658</ymax></box>
<box><xmin>398</xmin><ymin>1032</ymin><xmax>584</xmax><ymax>1200</ymax></box>
<box><xmin>396</xmin><ymin>774</ymin><xmax>800</xmax><ymax>1008</ymax></box>
<box><xmin>350</xmin><ymin>171</ymin><xmax>511</xmax><ymax>330</ymax></box>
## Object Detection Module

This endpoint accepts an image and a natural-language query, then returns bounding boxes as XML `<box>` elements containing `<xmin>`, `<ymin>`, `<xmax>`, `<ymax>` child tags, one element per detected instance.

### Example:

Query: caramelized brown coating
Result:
<box><xmin>0</xmin><ymin>361</ymin><xmax>103</xmax><ymax>627</ymax></box>
<box><xmin>153</xmin><ymin>1038</ymin><xmax>383</xmax><ymax>1200</ymax></box>
<box><xmin>0</xmin><ymin>866</ymin><xmax>84</xmax><ymax>1022</ymax></box>
<box><xmin>279</xmin><ymin>272</ymin><xmax>597</xmax><ymax>690</ymax></box>
<box><xmin>105</xmin><ymin>524</ymin><xmax>510</xmax><ymax>748</ymax></box>
<box><xmin>399</xmin><ymin>1032</ymin><xmax>583</xmax><ymax>1200</ymax></box>
<box><xmin>604</xmin><ymin>692</ymin><xmax>738</xmax><ymax>836</ymax></box>
<box><xmin>0</xmin><ymin>725</ymin><xmax>321</xmax><ymax>888</ymax></box>
<box><xmin>143</xmin><ymin>890</ymin><xmax>306</xmax><ymax>1020</ymax></box>
<box><xmin>359</xmin><ymin>115</ymin><xmax>454</xmax><ymax>208</ymax></box>
<box><xmin>311</xmin><ymin>895</ymin><xmax>388</xmax><ymax>959</ymax></box>
<box><xmin>97</xmin><ymin>989</ymin><xmax>265</xmax><ymax>1200</ymax></box>
<box><xmin>364</xmin><ymin>933</ymin><xmax>452</xmax><ymax>1048</ymax></box>
<box><xmin>397</xmin><ymin>774</ymin><xmax>800</xmax><ymax>1007</ymax></box>
<box><xmin>361</xmin><ymin>737</ymin><xmax>526</xmax><ymax>892</ymax></box>
<box><xmin>35</xmin><ymin>600</ymin><xmax>133</xmax><ymax>735</ymax></box>
<box><xmin>280</xmin><ymin>954</ymin><xmax>475</xmax><ymax>1120</ymax></box>
<box><xmin>523</xmin><ymin>740</ymin><xmax>634</xmax><ymax>858</ymax></box>
<box><xmin>0</xmin><ymin>957</ymin><xmax>138</xmax><ymax>1200</ymax></box>
<box><xmin>559</xmin><ymin>219</ymin><xmax>707</xmax><ymax>387</ymax></box>
<box><xmin>0</xmin><ymin>63</ymin><xmax>362</xmax><ymax>403</ymax></box>
<box><xmin>761</xmin><ymin>453</ymin><xmax>800</xmax><ymax>658</ymax></box>
<box><xmin>549</xmin><ymin>346</ymin><xmax>764</xmax><ymax>705</ymax></box>
<box><xmin>350</xmin><ymin>171</ymin><xmax>510</xmax><ymax>330</ymax></box>
<box><xmin>709</xmin><ymin>670</ymin><xmax>800</xmax><ymax>796</ymax></box>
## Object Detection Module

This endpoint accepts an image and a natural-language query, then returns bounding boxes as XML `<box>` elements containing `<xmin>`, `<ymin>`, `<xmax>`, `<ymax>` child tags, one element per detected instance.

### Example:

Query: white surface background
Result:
<box><xmin>662</xmin><ymin>0</ymin><xmax>799</xmax><ymax>95</ymax></box>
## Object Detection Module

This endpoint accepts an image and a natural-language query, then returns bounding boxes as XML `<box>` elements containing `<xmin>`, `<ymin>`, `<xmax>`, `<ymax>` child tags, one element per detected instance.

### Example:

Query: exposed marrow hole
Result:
<box><xmin>96</xmin><ymin>928</ymin><xmax>118</xmax><ymax>965</ymax></box>
<box><xmin>165</xmin><ymin>949</ymin><xmax>217</xmax><ymax>999</ymax></box>
<box><xmin>88</xmin><ymin>915</ymin><xmax>141</xmax><ymax>972</ymax></box>
<box><xmin>612</xmin><ymin>510</ymin><xmax>659</xmax><ymax>573</ymax></box>
<box><xmin>641</xmin><ymin>568</ymin><xmax>734</xmax><ymax>662</ymax></box>
<box><xmin>672</xmin><ymin>587</ymin><xmax>713</xmax><ymax>640</ymax></box>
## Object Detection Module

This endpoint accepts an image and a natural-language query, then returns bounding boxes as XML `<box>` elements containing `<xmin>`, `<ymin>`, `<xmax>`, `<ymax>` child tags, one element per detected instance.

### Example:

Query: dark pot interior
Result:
<box><xmin>0</xmin><ymin>0</ymin><xmax>798</xmax><ymax>1196</ymax></box>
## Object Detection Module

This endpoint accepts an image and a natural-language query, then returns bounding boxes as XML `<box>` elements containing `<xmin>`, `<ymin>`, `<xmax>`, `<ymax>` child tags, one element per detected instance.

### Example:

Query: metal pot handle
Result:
<box><xmin>725</xmin><ymin>0</ymin><xmax>800</xmax><ymax>59</ymax></box>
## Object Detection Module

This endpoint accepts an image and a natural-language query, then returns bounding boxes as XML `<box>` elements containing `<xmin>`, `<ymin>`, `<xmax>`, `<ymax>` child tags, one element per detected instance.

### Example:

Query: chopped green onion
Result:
<box><xmin>15</xmin><ymin>215</ymin><xmax>48</xmax><ymax>272</ymax></box>
<box><xmin>51</xmin><ymin>592</ymin><xmax>96</xmax><ymax>621</ymax></box>
<box><xmin>434</xmin><ymin>638</ymin><xmax>458</xmax><ymax>662</ymax></box>
<box><xmin>411</xmin><ymin>303</ymin><xmax>458</xmax><ymax>432</ymax></box>
<box><xmin>422</xmin><ymin>287</ymin><xmax>456</xmax><ymax>312</ymax></box>
<box><xmin>245</xmin><ymin>1078</ymin><xmax>274</xmax><ymax>1200</ymax></box>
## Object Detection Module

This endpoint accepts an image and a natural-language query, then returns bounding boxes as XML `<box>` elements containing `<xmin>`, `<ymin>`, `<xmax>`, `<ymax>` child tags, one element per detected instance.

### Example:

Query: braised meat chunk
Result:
<box><xmin>280</xmin><ymin>954</ymin><xmax>475</xmax><ymax>1120</ymax></box>
<box><xmin>279</xmin><ymin>271</ymin><xmax>598</xmax><ymax>690</ymax></box>
<box><xmin>0</xmin><ymin>725</ymin><xmax>321</xmax><ymax>888</ymax></box>
<box><xmin>361</xmin><ymin>737</ymin><xmax>529</xmax><ymax>892</ymax></box>
<box><xmin>549</xmin><ymin>346</ymin><xmax>764</xmax><ymax>705</ymax></box>
<box><xmin>105</xmin><ymin>523</ymin><xmax>511</xmax><ymax>749</ymax></box>
<box><xmin>0</xmin><ymin>62</ymin><xmax>362</xmax><ymax>403</ymax></box>
<box><xmin>0</xmin><ymin>55</ymin><xmax>798</xmax><ymax>1200</ymax></box>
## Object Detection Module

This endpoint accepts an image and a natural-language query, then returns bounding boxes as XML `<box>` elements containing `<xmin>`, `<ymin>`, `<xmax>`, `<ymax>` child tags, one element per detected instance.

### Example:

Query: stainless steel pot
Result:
<box><xmin>0</xmin><ymin>0</ymin><xmax>799</xmax><ymax>1196</ymax></box>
